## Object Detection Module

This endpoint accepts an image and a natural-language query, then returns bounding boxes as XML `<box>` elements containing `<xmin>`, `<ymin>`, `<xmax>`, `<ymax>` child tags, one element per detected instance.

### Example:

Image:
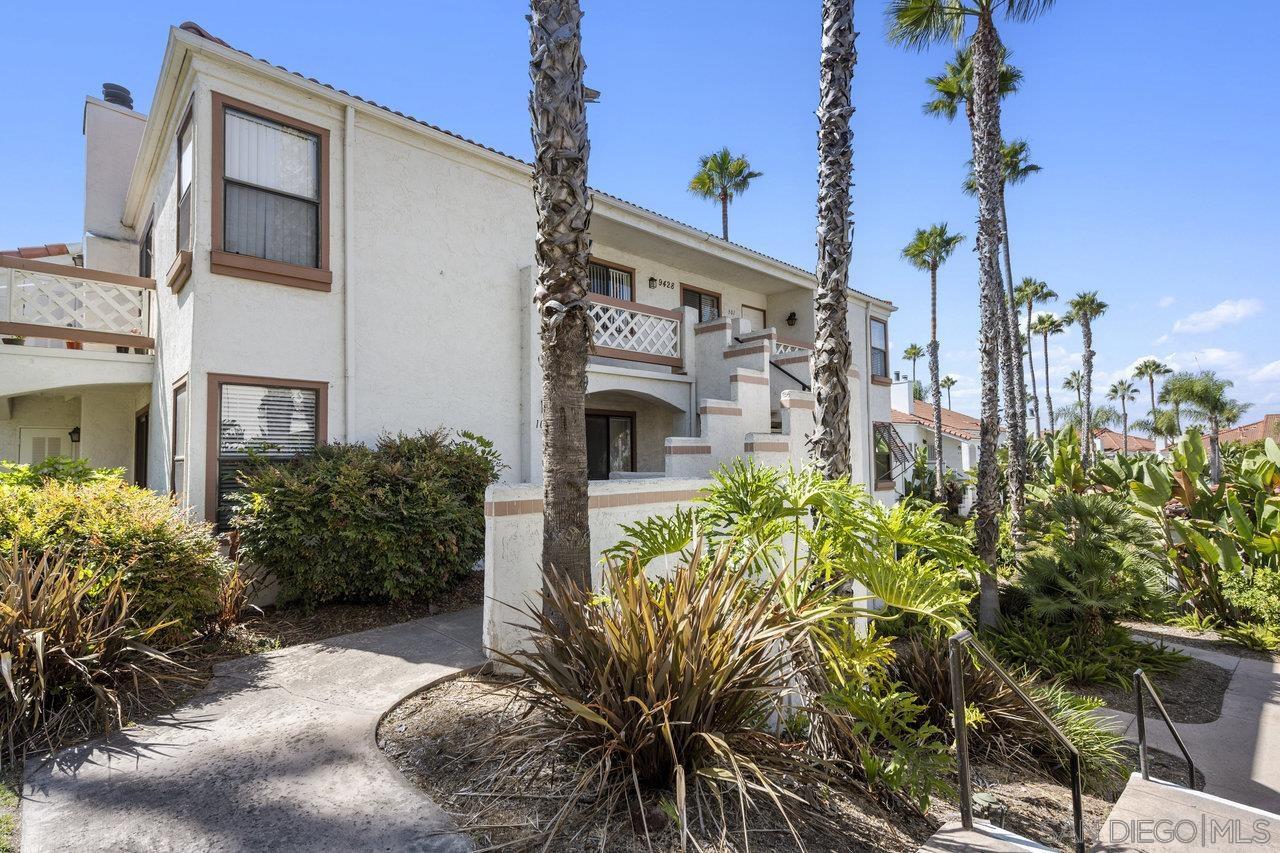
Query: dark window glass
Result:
<box><xmin>588</xmin><ymin>261</ymin><xmax>633</xmax><ymax>300</ymax></box>
<box><xmin>682</xmin><ymin>288</ymin><xmax>720</xmax><ymax>323</ymax></box>
<box><xmin>874</xmin><ymin>432</ymin><xmax>892</xmax><ymax>482</ymax></box>
<box><xmin>139</xmin><ymin>220</ymin><xmax>154</xmax><ymax>278</ymax></box>
<box><xmin>870</xmin><ymin>318</ymin><xmax>888</xmax><ymax>378</ymax></box>
<box><xmin>585</xmin><ymin>413</ymin><xmax>634</xmax><ymax>480</ymax></box>
<box><xmin>177</xmin><ymin>119</ymin><xmax>193</xmax><ymax>252</ymax></box>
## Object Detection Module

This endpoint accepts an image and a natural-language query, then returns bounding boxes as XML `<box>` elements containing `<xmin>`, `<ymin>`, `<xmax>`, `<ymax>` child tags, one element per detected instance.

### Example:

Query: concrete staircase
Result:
<box><xmin>920</xmin><ymin>774</ymin><xmax>1280</xmax><ymax>851</ymax></box>
<box><xmin>663</xmin><ymin>317</ymin><xmax>814</xmax><ymax>478</ymax></box>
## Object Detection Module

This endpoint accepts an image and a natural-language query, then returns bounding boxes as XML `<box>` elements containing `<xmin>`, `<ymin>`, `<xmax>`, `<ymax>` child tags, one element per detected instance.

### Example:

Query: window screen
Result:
<box><xmin>223</xmin><ymin>108</ymin><xmax>320</xmax><ymax>268</ymax></box>
<box><xmin>870</xmin><ymin>318</ymin><xmax>888</xmax><ymax>378</ymax></box>
<box><xmin>588</xmin><ymin>261</ymin><xmax>633</xmax><ymax>301</ymax></box>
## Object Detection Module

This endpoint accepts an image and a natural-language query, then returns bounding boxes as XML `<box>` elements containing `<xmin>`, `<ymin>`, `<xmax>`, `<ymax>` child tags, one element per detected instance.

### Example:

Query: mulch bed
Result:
<box><xmin>1123</xmin><ymin>620</ymin><xmax>1280</xmax><ymax>664</ymax></box>
<box><xmin>1074</xmin><ymin>655</ymin><xmax>1234</xmax><ymax>724</ymax></box>
<box><xmin>1</xmin><ymin>770</ymin><xmax>17</xmax><ymax>853</ymax></box>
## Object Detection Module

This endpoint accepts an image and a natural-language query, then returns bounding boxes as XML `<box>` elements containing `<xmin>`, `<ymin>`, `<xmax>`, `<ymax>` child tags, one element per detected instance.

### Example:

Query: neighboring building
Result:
<box><xmin>1202</xmin><ymin>415</ymin><xmax>1280</xmax><ymax>448</ymax></box>
<box><xmin>0</xmin><ymin>22</ymin><xmax>898</xmax><ymax>530</ymax></box>
<box><xmin>1092</xmin><ymin>428</ymin><xmax>1156</xmax><ymax>456</ymax></box>
<box><xmin>888</xmin><ymin>377</ymin><xmax>979</xmax><ymax>512</ymax></box>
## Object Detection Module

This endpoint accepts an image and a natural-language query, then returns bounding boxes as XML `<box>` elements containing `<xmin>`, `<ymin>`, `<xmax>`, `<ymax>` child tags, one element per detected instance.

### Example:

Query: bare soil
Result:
<box><xmin>1123</xmin><ymin>619</ymin><xmax>1280</xmax><ymax>664</ymax></box>
<box><xmin>1074</xmin><ymin>656</ymin><xmax>1233</xmax><ymax>724</ymax></box>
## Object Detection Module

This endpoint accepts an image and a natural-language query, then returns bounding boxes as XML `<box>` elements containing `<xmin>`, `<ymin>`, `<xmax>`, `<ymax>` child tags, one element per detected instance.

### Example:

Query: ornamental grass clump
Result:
<box><xmin>1</xmin><ymin>549</ymin><xmax>185</xmax><ymax>768</ymax></box>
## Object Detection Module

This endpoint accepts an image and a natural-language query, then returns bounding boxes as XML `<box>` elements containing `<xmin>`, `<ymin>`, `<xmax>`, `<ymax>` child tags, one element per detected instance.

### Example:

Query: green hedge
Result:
<box><xmin>0</xmin><ymin>478</ymin><xmax>229</xmax><ymax>634</ymax></box>
<box><xmin>230</xmin><ymin>430</ymin><xmax>502</xmax><ymax>607</ymax></box>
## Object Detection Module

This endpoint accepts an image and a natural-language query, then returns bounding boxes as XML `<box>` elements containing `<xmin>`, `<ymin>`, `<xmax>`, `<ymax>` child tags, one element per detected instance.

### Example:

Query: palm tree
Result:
<box><xmin>688</xmin><ymin>147</ymin><xmax>763</xmax><ymax>241</ymax></box>
<box><xmin>1029</xmin><ymin>311</ymin><xmax>1059</xmax><ymax>427</ymax></box>
<box><xmin>1132</xmin><ymin>409</ymin><xmax>1181</xmax><ymax>447</ymax></box>
<box><xmin>1132</xmin><ymin>358</ymin><xmax>1172</xmax><ymax>445</ymax></box>
<box><xmin>891</xmin><ymin>0</ymin><xmax>1058</xmax><ymax>627</ymax></box>
<box><xmin>1106</xmin><ymin>378</ymin><xmax>1140</xmax><ymax>454</ymax></box>
<box><xmin>903</xmin><ymin>343</ymin><xmax>925</xmax><ymax>387</ymax></box>
<box><xmin>1160</xmin><ymin>370</ymin><xmax>1199</xmax><ymax>435</ymax></box>
<box><xmin>529</xmin><ymin>0</ymin><xmax>593</xmax><ymax>608</ymax></box>
<box><xmin>1182</xmin><ymin>371</ymin><xmax>1251</xmax><ymax>483</ymax></box>
<box><xmin>940</xmin><ymin>374</ymin><xmax>957</xmax><ymax>409</ymax></box>
<box><xmin>1065</xmin><ymin>292</ymin><xmax>1107</xmax><ymax>468</ymax></box>
<box><xmin>1014</xmin><ymin>278</ymin><xmax>1055</xmax><ymax>434</ymax></box>
<box><xmin>809</xmin><ymin>0</ymin><xmax>856</xmax><ymax>480</ymax></box>
<box><xmin>902</xmin><ymin>223</ymin><xmax>965</xmax><ymax>500</ymax></box>
<box><xmin>1063</xmin><ymin>369</ymin><xmax>1084</xmax><ymax>408</ymax></box>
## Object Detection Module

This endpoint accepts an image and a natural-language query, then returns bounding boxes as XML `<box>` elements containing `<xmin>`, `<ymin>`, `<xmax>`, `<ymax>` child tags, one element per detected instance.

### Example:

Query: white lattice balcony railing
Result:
<box><xmin>773</xmin><ymin>336</ymin><xmax>813</xmax><ymax>356</ymax></box>
<box><xmin>588</xmin><ymin>294</ymin><xmax>682</xmax><ymax>368</ymax></box>
<box><xmin>0</xmin><ymin>255</ymin><xmax>155</xmax><ymax>350</ymax></box>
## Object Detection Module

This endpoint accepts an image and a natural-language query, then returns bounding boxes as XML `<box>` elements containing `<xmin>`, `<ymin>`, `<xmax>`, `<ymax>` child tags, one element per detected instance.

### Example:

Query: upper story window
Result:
<box><xmin>870</xmin><ymin>317</ymin><xmax>889</xmax><ymax>379</ymax></box>
<box><xmin>588</xmin><ymin>259</ymin><xmax>633</xmax><ymax>301</ymax></box>
<box><xmin>223</xmin><ymin>108</ymin><xmax>320</xmax><ymax>268</ymax></box>
<box><xmin>139</xmin><ymin>217</ymin><xmax>154</xmax><ymax>278</ymax></box>
<box><xmin>177</xmin><ymin>115</ymin><xmax>194</xmax><ymax>252</ymax></box>
<box><xmin>210</xmin><ymin>93</ymin><xmax>332</xmax><ymax>291</ymax></box>
<box><xmin>682</xmin><ymin>286</ymin><xmax>720</xmax><ymax>323</ymax></box>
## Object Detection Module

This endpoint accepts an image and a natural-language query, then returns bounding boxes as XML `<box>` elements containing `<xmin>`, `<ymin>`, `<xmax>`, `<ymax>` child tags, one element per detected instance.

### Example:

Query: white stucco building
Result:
<box><xmin>2</xmin><ymin>23</ymin><xmax>899</xmax><ymax>645</ymax></box>
<box><xmin>888</xmin><ymin>378</ymin><xmax>979</xmax><ymax>513</ymax></box>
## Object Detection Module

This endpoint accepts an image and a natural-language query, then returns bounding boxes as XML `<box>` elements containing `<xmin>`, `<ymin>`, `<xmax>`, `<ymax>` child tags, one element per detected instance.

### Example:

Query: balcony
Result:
<box><xmin>0</xmin><ymin>255</ymin><xmax>155</xmax><ymax>352</ymax></box>
<box><xmin>588</xmin><ymin>295</ymin><xmax>682</xmax><ymax>368</ymax></box>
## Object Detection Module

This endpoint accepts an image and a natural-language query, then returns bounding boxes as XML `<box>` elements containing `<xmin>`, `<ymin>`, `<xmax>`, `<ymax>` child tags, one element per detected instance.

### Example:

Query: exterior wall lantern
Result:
<box><xmin>648</xmin><ymin>276</ymin><xmax>657</xmax><ymax>290</ymax></box>
<box><xmin>785</xmin><ymin>311</ymin><xmax>797</xmax><ymax>327</ymax></box>
<box><xmin>68</xmin><ymin>426</ymin><xmax>81</xmax><ymax>444</ymax></box>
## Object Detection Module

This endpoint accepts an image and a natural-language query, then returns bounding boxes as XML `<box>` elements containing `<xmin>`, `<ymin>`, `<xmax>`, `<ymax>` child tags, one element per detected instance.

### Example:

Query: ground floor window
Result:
<box><xmin>681</xmin><ymin>286</ymin><xmax>721</xmax><ymax>323</ymax></box>
<box><xmin>872</xmin><ymin>423</ymin><xmax>894</xmax><ymax>485</ymax></box>
<box><xmin>586</xmin><ymin>411</ymin><xmax>634</xmax><ymax>480</ymax></box>
<box><xmin>209</xmin><ymin>375</ymin><xmax>326</xmax><ymax>528</ymax></box>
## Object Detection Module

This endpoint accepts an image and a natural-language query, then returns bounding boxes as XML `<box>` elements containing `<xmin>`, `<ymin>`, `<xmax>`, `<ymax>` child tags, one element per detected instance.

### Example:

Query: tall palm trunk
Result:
<box><xmin>999</xmin><ymin>195</ymin><xmax>1027</xmax><ymax>438</ymax></box>
<box><xmin>1080</xmin><ymin>319</ymin><xmax>1095</xmax><ymax>467</ymax></box>
<box><xmin>967</xmin><ymin>10</ymin><xmax>1006</xmax><ymax>627</ymax></box>
<box><xmin>530</xmin><ymin>0</ymin><xmax>593</xmax><ymax>610</ymax></box>
<box><xmin>1041</xmin><ymin>331</ymin><xmax>1054</xmax><ymax>430</ymax></box>
<box><xmin>994</xmin><ymin>201</ymin><xmax>1024</xmax><ymax>541</ymax></box>
<box><xmin>1209</xmin><ymin>417</ymin><xmax>1222</xmax><ymax>484</ymax></box>
<box><xmin>1147</xmin><ymin>376</ymin><xmax>1158</xmax><ymax>441</ymax></box>
<box><xmin>928</xmin><ymin>266</ymin><xmax>945</xmax><ymax>500</ymax></box>
<box><xmin>1026</xmin><ymin>300</ymin><xmax>1041</xmax><ymax>435</ymax></box>
<box><xmin>1120</xmin><ymin>397</ymin><xmax>1129</xmax><ymax>454</ymax></box>
<box><xmin>720</xmin><ymin>192</ymin><xmax>729</xmax><ymax>240</ymax></box>
<box><xmin>809</xmin><ymin>0</ymin><xmax>855</xmax><ymax>480</ymax></box>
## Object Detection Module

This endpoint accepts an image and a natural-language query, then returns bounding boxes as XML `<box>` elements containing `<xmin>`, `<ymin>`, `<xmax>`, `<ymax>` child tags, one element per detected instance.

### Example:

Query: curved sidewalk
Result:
<box><xmin>22</xmin><ymin>607</ymin><xmax>486</xmax><ymax>852</ymax></box>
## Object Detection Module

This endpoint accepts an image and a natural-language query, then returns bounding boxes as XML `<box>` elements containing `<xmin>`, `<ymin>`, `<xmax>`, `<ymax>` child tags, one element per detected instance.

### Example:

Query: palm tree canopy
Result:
<box><xmin>1066</xmin><ymin>291</ymin><xmax>1108</xmax><ymax>324</ymax></box>
<box><xmin>688</xmin><ymin>148</ymin><xmax>763</xmax><ymax>202</ymax></box>
<box><xmin>1132</xmin><ymin>409</ymin><xmax>1182</xmax><ymax>439</ymax></box>
<box><xmin>1159</xmin><ymin>370</ymin><xmax>1200</xmax><ymax>406</ymax></box>
<box><xmin>887</xmin><ymin>0</ymin><xmax>1058</xmax><ymax>51</ymax></box>
<box><xmin>940</xmin><ymin>375</ymin><xmax>958</xmax><ymax>389</ymax></box>
<box><xmin>1181</xmin><ymin>371</ymin><xmax>1252</xmax><ymax>426</ymax></box>
<box><xmin>1133</xmin><ymin>358</ymin><xmax>1172</xmax><ymax>383</ymax></box>
<box><xmin>1014</xmin><ymin>278</ymin><xmax>1056</xmax><ymax>310</ymax></box>
<box><xmin>1063</xmin><ymin>370</ymin><xmax>1085</xmax><ymax>392</ymax></box>
<box><xmin>903</xmin><ymin>343</ymin><xmax>925</xmax><ymax>361</ymax></box>
<box><xmin>901</xmin><ymin>222</ymin><xmax>966</xmax><ymax>272</ymax></box>
<box><xmin>1001</xmin><ymin>138</ymin><xmax>1041</xmax><ymax>185</ymax></box>
<box><xmin>1059</xmin><ymin>401</ymin><xmax>1121</xmax><ymax>433</ymax></box>
<box><xmin>1030</xmin><ymin>311</ymin><xmax>1065</xmax><ymax>337</ymax></box>
<box><xmin>1106</xmin><ymin>378</ymin><xmax>1139</xmax><ymax>402</ymax></box>
<box><xmin>923</xmin><ymin>46</ymin><xmax>1023</xmax><ymax>121</ymax></box>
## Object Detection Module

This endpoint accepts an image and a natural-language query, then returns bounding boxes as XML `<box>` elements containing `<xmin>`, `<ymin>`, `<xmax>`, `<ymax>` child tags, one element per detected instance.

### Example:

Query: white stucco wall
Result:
<box><xmin>83</xmin><ymin>97</ymin><xmax>147</xmax><ymax>244</ymax></box>
<box><xmin>0</xmin><ymin>395</ymin><xmax>79</xmax><ymax>463</ymax></box>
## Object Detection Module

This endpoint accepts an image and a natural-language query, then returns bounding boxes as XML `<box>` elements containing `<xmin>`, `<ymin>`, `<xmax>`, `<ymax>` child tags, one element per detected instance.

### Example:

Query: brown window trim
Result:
<box><xmin>874</xmin><ymin>479</ymin><xmax>898</xmax><ymax>491</ymax></box>
<box><xmin>587</xmin><ymin>256</ymin><xmax>636</xmax><ymax>302</ymax></box>
<box><xmin>166</xmin><ymin>250</ymin><xmax>192</xmax><ymax>293</ymax></box>
<box><xmin>210</xmin><ymin>92</ymin><xmax>332</xmax><ymax>292</ymax></box>
<box><xmin>681</xmin><ymin>283</ymin><xmax>722</xmax><ymax>323</ymax></box>
<box><xmin>869</xmin><ymin>315</ymin><xmax>890</xmax><ymax>381</ymax></box>
<box><xmin>586</xmin><ymin>408</ymin><xmax>637</xmax><ymax>475</ymax></box>
<box><xmin>741</xmin><ymin>303</ymin><xmax>767</xmax><ymax>326</ymax></box>
<box><xmin>204</xmin><ymin>373</ymin><xmax>329</xmax><ymax>523</ymax></box>
<box><xmin>176</xmin><ymin>99</ymin><xmax>194</xmax><ymax>255</ymax></box>
<box><xmin>171</xmin><ymin>375</ymin><xmax>188</xmax><ymax>498</ymax></box>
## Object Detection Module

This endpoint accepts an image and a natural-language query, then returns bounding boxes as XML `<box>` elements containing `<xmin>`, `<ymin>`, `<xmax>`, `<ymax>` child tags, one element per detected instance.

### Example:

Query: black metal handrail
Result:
<box><xmin>1133</xmin><ymin>668</ymin><xmax>1196</xmax><ymax>790</ymax></box>
<box><xmin>732</xmin><ymin>335</ymin><xmax>811</xmax><ymax>392</ymax></box>
<box><xmin>949</xmin><ymin>630</ymin><xmax>1085</xmax><ymax>853</ymax></box>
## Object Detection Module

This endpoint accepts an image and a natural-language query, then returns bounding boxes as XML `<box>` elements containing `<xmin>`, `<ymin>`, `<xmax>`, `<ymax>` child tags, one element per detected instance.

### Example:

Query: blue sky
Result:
<box><xmin>4</xmin><ymin>1</ymin><xmax>1278</xmax><ymax>420</ymax></box>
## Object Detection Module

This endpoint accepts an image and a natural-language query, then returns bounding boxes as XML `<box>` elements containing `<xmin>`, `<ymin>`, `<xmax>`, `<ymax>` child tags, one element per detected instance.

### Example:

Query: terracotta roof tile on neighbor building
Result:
<box><xmin>891</xmin><ymin>399</ymin><xmax>980</xmax><ymax>440</ymax></box>
<box><xmin>176</xmin><ymin>22</ymin><xmax>889</xmax><ymax>305</ymax></box>
<box><xmin>1093</xmin><ymin>428</ymin><xmax>1156</xmax><ymax>453</ymax></box>
<box><xmin>0</xmin><ymin>243</ymin><xmax>72</xmax><ymax>259</ymax></box>
<box><xmin>1201</xmin><ymin>414</ymin><xmax>1280</xmax><ymax>446</ymax></box>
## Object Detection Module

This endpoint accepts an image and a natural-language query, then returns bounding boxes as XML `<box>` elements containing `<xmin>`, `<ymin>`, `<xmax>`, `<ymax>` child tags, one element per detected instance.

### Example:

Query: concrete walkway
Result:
<box><xmin>22</xmin><ymin>607</ymin><xmax>486</xmax><ymax>853</ymax></box>
<box><xmin>1100</xmin><ymin>640</ymin><xmax>1280</xmax><ymax>813</ymax></box>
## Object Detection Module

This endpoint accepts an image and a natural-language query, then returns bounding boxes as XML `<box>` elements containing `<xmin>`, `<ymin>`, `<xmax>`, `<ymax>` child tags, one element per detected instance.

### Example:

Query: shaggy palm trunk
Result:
<box><xmin>1209</xmin><ymin>418</ymin><xmax>1222</xmax><ymax>484</ymax></box>
<box><xmin>929</xmin><ymin>266</ymin><xmax>945</xmax><ymax>500</ymax></box>
<box><xmin>1147</xmin><ymin>376</ymin><xmax>1159</xmax><ymax>446</ymax></box>
<box><xmin>1042</xmin><ymin>332</ymin><xmax>1055</xmax><ymax>431</ymax></box>
<box><xmin>999</xmin><ymin>196</ymin><xmax>1028</xmax><ymax>439</ymax></box>
<box><xmin>1081</xmin><ymin>319</ymin><xmax>1095</xmax><ymax>468</ymax></box>
<box><xmin>809</xmin><ymin>0</ymin><xmax>855</xmax><ymax>480</ymax></box>
<box><xmin>1026</xmin><ymin>300</ymin><xmax>1041</xmax><ymax>435</ymax></box>
<box><xmin>720</xmin><ymin>192</ymin><xmax>729</xmax><ymax>240</ymax></box>
<box><xmin>1121</xmin><ymin>398</ymin><xmax>1129</xmax><ymax>454</ymax></box>
<box><xmin>530</xmin><ymin>0</ymin><xmax>593</xmax><ymax>611</ymax></box>
<box><xmin>968</xmin><ymin>11</ymin><xmax>1006</xmax><ymax>627</ymax></box>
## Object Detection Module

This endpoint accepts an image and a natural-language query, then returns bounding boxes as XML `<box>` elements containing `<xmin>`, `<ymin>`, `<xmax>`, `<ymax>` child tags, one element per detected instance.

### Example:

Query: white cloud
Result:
<box><xmin>1154</xmin><ymin>334</ymin><xmax>1169</xmax><ymax>345</ymax></box>
<box><xmin>1171</xmin><ymin>298</ymin><xmax>1263</xmax><ymax>334</ymax></box>
<box><xmin>1165</xmin><ymin>348</ymin><xmax>1247</xmax><ymax>373</ymax></box>
<box><xmin>1158</xmin><ymin>296</ymin><xmax>1176</xmax><ymax>309</ymax></box>
<box><xmin>1250</xmin><ymin>360</ymin><xmax>1280</xmax><ymax>383</ymax></box>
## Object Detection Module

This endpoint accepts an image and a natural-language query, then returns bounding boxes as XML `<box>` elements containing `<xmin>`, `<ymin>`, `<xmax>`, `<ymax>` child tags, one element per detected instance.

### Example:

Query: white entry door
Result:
<box><xmin>18</xmin><ymin>428</ymin><xmax>77</xmax><ymax>463</ymax></box>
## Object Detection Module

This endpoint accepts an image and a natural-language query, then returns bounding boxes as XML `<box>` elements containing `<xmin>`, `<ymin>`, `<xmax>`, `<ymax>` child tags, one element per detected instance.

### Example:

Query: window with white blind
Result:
<box><xmin>682</xmin><ymin>286</ymin><xmax>721</xmax><ymax>323</ymax></box>
<box><xmin>870</xmin><ymin>317</ymin><xmax>889</xmax><ymax>379</ymax></box>
<box><xmin>222</xmin><ymin>107</ymin><xmax>320</xmax><ymax>268</ymax></box>
<box><xmin>588</xmin><ymin>260</ymin><xmax>633</xmax><ymax>301</ymax></box>
<box><xmin>177</xmin><ymin>117</ymin><xmax>194</xmax><ymax>252</ymax></box>
<box><xmin>214</xmin><ymin>381</ymin><xmax>321</xmax><ymax>528</ymax></box>
<box><xmin>172</xmin><ymin>383</ymin><xmax>188</xmax><ymax>499</ymax></box>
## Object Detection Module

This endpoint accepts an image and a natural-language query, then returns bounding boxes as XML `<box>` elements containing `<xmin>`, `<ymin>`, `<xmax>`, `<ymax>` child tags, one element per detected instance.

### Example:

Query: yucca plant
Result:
<box><xmin>1</xmin><ymin>548</ymin><xmax>185</xmax><ymax>767</ymax></box>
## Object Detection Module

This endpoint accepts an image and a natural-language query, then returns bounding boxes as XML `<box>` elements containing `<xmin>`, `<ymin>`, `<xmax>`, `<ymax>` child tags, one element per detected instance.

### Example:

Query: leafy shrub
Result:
<box><xmin>985</xmin><ymin>619</ymin><xmax>1186</xmax><ymax>688</ymax></box>
<box><xmin>891</xmin><ymin>637</ymin><xmax>1125</xmax><ymax>788</ymax></box>
<box><xmin>0</xmin><ymin>479</ymin><xmax>228</xmax><ymax>634</ymax></box>
<box><xmin>1</xmin><ymin>549</ymin><xmax>185</xmax><ymax>766</ymax></box>
<box><xmin>1218</xmin><ymin>622</ymin><xmax>1280</xmax><ymax>653</ymax></box>
<box><xmin>1223</xmin><ymin>564</ymin><xmax>1280</xmax><ymax>628</ymax></box>
<box><xmin>0</xmin><ymin>457</ymin><xmax>124</xmax><ymax>487</ymax></box>
<box><xmin>231</xmin><ymin>430</ymin><xmax>501</xmax><ymax>607</ymax></box>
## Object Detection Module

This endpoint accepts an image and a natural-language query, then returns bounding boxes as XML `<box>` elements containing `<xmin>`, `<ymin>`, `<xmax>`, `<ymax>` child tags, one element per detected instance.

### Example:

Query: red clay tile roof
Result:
<box><xmin>1202</xmin><ymin>414</ymin><xmax>1280</xmax><ymax>446</ymax></box>
<box><xmin>0</xmin><ymin>243</ymin><xmax>72</xmax><ymax>259</ymax></box>
<box><xmin>175</xmin><ymin>22</ymin><xmax>892</xmax><ymax>308</ymax></box>
<box><xmin>892</xmin><ymin>400</ymin><xmax>981</xmax><ymax>441</ymax></box>
<box><xmin>1093</xmin><ymin>428</ymin><xmax>1156</xmax><ymax>453</ymax></box>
